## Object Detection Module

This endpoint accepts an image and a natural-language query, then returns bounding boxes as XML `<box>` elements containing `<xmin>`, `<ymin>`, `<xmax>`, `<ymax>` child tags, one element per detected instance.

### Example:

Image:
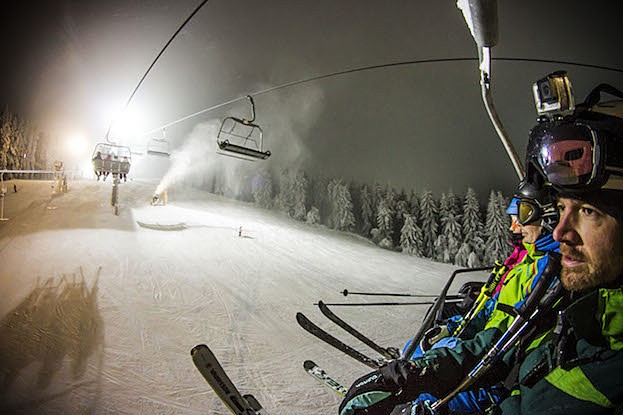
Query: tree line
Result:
<box><xmin>199</xmin><ymin>166</ymin><xmax>511</xmax><ymax>267</ymax></box>
<box><xmin>0</xmin><ymin>107</ymin><xmax>53</xmax><ymax>175</ymax></box>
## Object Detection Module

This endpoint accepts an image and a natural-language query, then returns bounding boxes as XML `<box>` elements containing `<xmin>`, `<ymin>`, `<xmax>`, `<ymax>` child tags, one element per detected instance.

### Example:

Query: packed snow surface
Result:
<box><xmin>0</xmin><ymin>179</ymin><xmax>485</xmax><ymax>414</ymax></box>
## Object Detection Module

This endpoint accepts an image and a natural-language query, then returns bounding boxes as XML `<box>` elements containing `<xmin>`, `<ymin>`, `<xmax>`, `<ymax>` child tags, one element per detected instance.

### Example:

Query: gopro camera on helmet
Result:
<box><xmin>532</xmin><ymin>71</ymin><xmax>575</xmax><ymax>118</ymax></box>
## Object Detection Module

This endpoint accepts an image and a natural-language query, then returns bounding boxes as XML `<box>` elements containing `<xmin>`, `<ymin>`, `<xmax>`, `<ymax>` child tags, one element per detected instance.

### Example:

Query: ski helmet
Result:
<box><xmin>526</xmin><ymin>82</ymin><xmax>623</xmax><ymax>222</ymax></box>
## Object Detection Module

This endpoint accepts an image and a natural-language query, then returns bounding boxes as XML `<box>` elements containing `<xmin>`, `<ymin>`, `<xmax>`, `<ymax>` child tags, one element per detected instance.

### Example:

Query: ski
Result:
<box><xmin>318</xmin><ymin>300</ymin><xmax>400</xmax><ymax>360</ymax></box>
<box><xmin>296</xmin><ymin>312</ymin><xmax>383</xmax><ymax>369</ymax></box>
<box><xmin>191</xmin><ymin>344</ymin><xmax>269</xmax><ymax>415</ymax></box>
<box><xmin>303</xmin><ymin>360</ymin><xmax>348</xmax><ymax>396</ymax></box>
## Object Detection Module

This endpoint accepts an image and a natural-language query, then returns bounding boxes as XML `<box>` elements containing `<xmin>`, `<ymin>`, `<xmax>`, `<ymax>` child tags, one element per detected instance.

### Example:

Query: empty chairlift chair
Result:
<box><xmin>216</xmin><ymin>95</ymin><xmax>271</xmax><ymax>161</ymax></box>
<box><xmin>146</xmin><ymin>129</ymin><xmax>171</xmax><ymax>157</ymax></box>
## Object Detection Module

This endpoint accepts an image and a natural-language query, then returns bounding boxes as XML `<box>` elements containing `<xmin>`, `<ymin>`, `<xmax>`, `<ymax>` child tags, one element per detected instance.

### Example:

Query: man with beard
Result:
<box><xmin>497</xmin><ymin>85</ymin><xmax>623</xmax><ymax>415</ymax></box>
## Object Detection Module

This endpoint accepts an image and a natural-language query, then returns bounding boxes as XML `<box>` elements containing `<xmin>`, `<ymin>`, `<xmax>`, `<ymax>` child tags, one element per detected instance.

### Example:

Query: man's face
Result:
<box><xmin>553</xmin><ymin>197</ymin><xmax>623</xmax><ymax>291</ymax></box>
<box><xmin>521</xmin><ymin>222</ymin><xmax>542</xmax><ymax>244</ymax></box>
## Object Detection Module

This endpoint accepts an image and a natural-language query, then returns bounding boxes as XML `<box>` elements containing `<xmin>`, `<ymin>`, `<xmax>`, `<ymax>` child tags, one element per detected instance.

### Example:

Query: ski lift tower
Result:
<box><xmin>0</xmin><ymin>174</ymin><xmax>7</xmax><ymax>221</ymax></box>
<box><xmin>216</xmin><ymin>95</ymin><xmax>271</xmax><ymax>161</ymax></box>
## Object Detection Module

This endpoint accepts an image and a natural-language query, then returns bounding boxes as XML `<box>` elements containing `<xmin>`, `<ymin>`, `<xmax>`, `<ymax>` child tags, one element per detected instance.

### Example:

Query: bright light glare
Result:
<box><xmin>109</xmin><ymin>106</ymin><xmax>146</xmax><ymax>143</ymax></box>
<box><xmin>66</xmin><ymin>134</ymin><xmax>88</xmax><ymax>156</ymax></box>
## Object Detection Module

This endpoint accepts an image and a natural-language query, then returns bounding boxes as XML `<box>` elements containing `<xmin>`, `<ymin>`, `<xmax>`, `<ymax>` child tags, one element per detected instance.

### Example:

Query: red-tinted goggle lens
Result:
<box><xmin>528</xmin><ymin>124</ymin><xmax>597</xmax><ymax>187</ymax></box>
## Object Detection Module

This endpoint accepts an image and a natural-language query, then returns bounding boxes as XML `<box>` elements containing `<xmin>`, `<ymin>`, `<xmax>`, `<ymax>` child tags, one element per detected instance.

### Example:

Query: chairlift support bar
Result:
<box><xmin>458</xmin><ymin>0</ymin><xmax>524</xmax><ymax>178</ymax></box>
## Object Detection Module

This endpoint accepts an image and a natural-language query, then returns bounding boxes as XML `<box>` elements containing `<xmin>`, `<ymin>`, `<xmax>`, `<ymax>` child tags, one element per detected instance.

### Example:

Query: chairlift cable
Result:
<box><xmin>141</xmin><ymin>56</ymin><xmax>623</xmax><ymax>137</ymax></box>
<box><xmin>104</xmin><ymin>0</ymin><xmax>211</xmax><ymax>141</ymax></box>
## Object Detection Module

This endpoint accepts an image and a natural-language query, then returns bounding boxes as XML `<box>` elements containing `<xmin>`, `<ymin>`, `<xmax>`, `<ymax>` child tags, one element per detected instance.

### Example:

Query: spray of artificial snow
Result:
<box><xmin>155</xmin><ymin>120</ymin><xmax>221</xmax><ymax>196</ymax></box>
<box><xmin>154</xmin><ymin>83</ymin><xmax>325</xmax><ymax>198</ymax></box>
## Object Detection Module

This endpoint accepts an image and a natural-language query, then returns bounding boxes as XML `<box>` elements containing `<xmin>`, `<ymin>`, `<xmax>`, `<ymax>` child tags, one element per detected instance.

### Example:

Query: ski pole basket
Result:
<box><xmin>216</xmin><ymin>95</ymin><xmax>271</xmax><ymax>161</ymax></box>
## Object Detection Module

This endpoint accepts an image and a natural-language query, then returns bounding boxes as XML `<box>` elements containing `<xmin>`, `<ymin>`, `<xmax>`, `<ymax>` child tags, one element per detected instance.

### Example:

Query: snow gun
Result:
<box><xmin>426</xmin><ymin>252</ymin><xmax>563</xmax><ymax>414</ymax></box>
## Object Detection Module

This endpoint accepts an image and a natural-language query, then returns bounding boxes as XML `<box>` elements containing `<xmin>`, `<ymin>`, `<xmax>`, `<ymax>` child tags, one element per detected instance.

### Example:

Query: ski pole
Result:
<box><xmin>453</xmin><ymin>261</ymin><xmax>506</xmax><ymax>338</ymax></box>
<box><xmin>342</xmin><ymin>289</ymin><xmax>438</xmax><ymax>298</ymax></box>
<box><xmin>314</xmin><ymin>301</ymin><xmax>435</xmax><ymax>307</ymax></box>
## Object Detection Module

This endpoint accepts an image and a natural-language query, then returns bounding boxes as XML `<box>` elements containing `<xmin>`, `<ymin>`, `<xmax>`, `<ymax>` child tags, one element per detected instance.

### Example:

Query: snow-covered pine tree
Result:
<box><xmin>419</xmin><ymin>190</ymin><xmax>438</xmax><ymax>258</ymax></box>
<box><xmin>275</xmin><ymin>168</ymin><xmax>294</xmax><ymax>215</ymax></box>
<box><xmin>496</xmin><ymin>191</ymin><xmax>510</xmax><ymax>225</ymax></box>
<box><xmin>291</xmin><ymin>171</ymin><xmax>308</xmax><ymax>221</ymax></box>
<box><xmin>384</xmin><ymin>183</ymin><xmax>397</xmax><ymax>209</ymax></box>
<box><xmin>375</xmin><ymin>198</ymin><xmax>393</xmax><ymax>247</ymax></box>
<box><xmin>468</xmin><ymin>250</ymin><xmax>481</xmax><ymax>268</ymax></box>
<box><xmin>329</xmin><ymin>179</ymin><xmax>355</xmax><ymax>231</ymax></box>
<box><xmin>253</xmin><ymin>172</ymin><xmax>273</xmax><ymax>209</ymax></box>
<box><xmin>373</xmin><ymin>181</ymin><xmax>384</xmax><ymax>217</ymax></box>
<box><xmin>446</xmin><ymin>189</ymin><xmax>460</xmax><ymax>218</ymax></box>
<box><xmin>327</xmin><ymin>178</ymin><xmax>339</xmax><ymax>229</ymax></box>
<box><xmin>483</xmin><ymin>190</ymin><xmax>511</xmax><ymax>264</ymax></box>
<box><xmin>461</xmin><ymin>187</ymin><xmax>485</xmax><ymax>261</ymax></box>
<box><xmin>455</xmin><ymin>241</ymin><xmax>472</xmax><ymax>267</ymax></box>
<box><xmin>309</xmin><ymin>176</ymin><xmax>329</xmax><ymax>226</ymax></box>
<box><xmin>443</xmin><ymin>212</ymin><xmax>462</xmax><ymax>264</ymax></box>
<box><xmin>0</xmin><ymin>110</ymin><xmax>15</xmax><ymax>170</ymax></box>
<box><xmin>438</xmin><ymin>193</ymin><xmax>451</xmax><ymax>228</ymax></box>
<box><xmin>306</xmin><ymin>206</ymin><xmax>321</xmax><ymax>225</ymax></box>
<box><xmin>400</xmin><ymin>213</ymin><xmax>424</xmax><ymax>256</ymax></box>
<box><xmin>359</xmin><ymin>184</ymin><xmax>374</xmax><ymax>236</ymax></box>
<box><xmin>339</xmin><ymin>183</ymin><xmax>356</xmax><ymax>231</ymax></box>
<box><xmin>409</xmin><ymin>189</ymin><xmax>420</xmax><ymax>217</ymax></box>
<box><xmin>434</xmin><ymin>233</ymin><xmax>449</xmax><ymax>262</ymax></box>
<box><xmin>393</xmin><ymin>191</ymin><xmax>409</xmax><ymax>247</ymax></box>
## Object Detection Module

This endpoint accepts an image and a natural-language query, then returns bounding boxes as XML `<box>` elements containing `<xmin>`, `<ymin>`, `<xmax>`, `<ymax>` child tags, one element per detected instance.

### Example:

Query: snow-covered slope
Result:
<box><xmin>0</xmin><ymin>179</ymin><xmax>484</xmax><ymax>414</ymax></box>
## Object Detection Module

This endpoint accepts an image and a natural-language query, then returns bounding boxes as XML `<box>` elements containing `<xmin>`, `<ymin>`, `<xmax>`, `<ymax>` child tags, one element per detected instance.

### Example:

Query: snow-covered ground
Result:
<box><xmin>0</xmin><ymin>178</ymin><xmax>486</xmax><ymax>414</ymax></box>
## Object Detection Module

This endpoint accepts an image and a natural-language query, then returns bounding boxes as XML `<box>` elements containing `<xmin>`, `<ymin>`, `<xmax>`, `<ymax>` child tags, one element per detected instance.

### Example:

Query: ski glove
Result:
<box><xmin>419</xmin><ymin>325</ymin><xmax>450</xmax><ymax>353</ymax></box>
<box><xmin>339</xmin><ymin>360</ymin><xmax>429</xmax><ymax>415</ymax></box>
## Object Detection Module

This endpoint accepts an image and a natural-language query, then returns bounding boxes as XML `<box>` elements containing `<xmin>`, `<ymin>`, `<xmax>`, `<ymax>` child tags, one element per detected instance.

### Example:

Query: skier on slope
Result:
<box><xmin>339</xmin><ymin>79</ymin><xmax>623</xmax><ymax>415</ymax></box>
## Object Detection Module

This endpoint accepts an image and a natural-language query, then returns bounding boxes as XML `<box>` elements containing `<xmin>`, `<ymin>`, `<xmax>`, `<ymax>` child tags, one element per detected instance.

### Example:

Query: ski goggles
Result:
<box><xmin>517</xmin><ymin>197</ymin><xmax>557</xmax><ymax>226</ymax></box>
<box><xmin>526</xmin><ymin>120</ymin><xmax>623</xmax><ymax>192</ymax></box>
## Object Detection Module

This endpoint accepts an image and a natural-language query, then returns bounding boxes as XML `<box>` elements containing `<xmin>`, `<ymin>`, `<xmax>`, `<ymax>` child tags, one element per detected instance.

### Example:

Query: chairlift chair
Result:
<box><xmin>146</xmin><ymin>128</ymin><xmax>171</xmax><ymax>157</ymax></box>
<box><xmin>91</xmin><ymin>142</ymin><xmax>132</xmax><ymax>176</ymax></box>
<box><xmin>216</xmin><ymin>95</ymin><xmax>271</xmax><ymax>161</ymax></box>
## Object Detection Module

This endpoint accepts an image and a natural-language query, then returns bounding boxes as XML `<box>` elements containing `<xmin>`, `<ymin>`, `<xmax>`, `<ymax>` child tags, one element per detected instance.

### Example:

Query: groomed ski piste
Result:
<box><xmin>0</xmin><ymin>179</ymin><xmax>486</xmax><ymax>414</ymax></box>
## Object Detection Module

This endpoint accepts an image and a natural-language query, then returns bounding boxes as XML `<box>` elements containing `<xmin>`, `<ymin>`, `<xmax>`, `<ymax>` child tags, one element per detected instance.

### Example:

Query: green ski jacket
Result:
<box><xmin>500</xmin><ymin>287</ymin><xmax>623</xmax><ymax>415</ymax></box>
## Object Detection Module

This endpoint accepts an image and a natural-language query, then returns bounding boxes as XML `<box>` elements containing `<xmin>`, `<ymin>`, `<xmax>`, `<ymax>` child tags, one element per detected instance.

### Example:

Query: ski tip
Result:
<box><xmin>190</xmin><ymin>344</ymin><xmax>208</xmax><ymax>356</ymax></box>
<box><xmin>242</xmin><ymin>394</ymin><xmax>263</xmax><ymax>411</ymax></box>
<box><xmin>342</xmin><ymin>289</ymin><xmax>348</xmax><ymax>296</ymax></box>
<box><xmin>303</xmin><ymin>360</ymin><xmax>316</xmax><ymax>370</ymax></box>
<box><xmin>317</xmin><ymin>300</ymin><xmax>325</xmax><ymax>307</ymax></box>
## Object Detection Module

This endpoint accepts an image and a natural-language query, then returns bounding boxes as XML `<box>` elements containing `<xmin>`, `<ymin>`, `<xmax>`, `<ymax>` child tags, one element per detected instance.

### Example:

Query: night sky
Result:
<box><xmin>2</xmin><ymin>0</ymin><xmax>623</xmax><ymax>197</ymax></box>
